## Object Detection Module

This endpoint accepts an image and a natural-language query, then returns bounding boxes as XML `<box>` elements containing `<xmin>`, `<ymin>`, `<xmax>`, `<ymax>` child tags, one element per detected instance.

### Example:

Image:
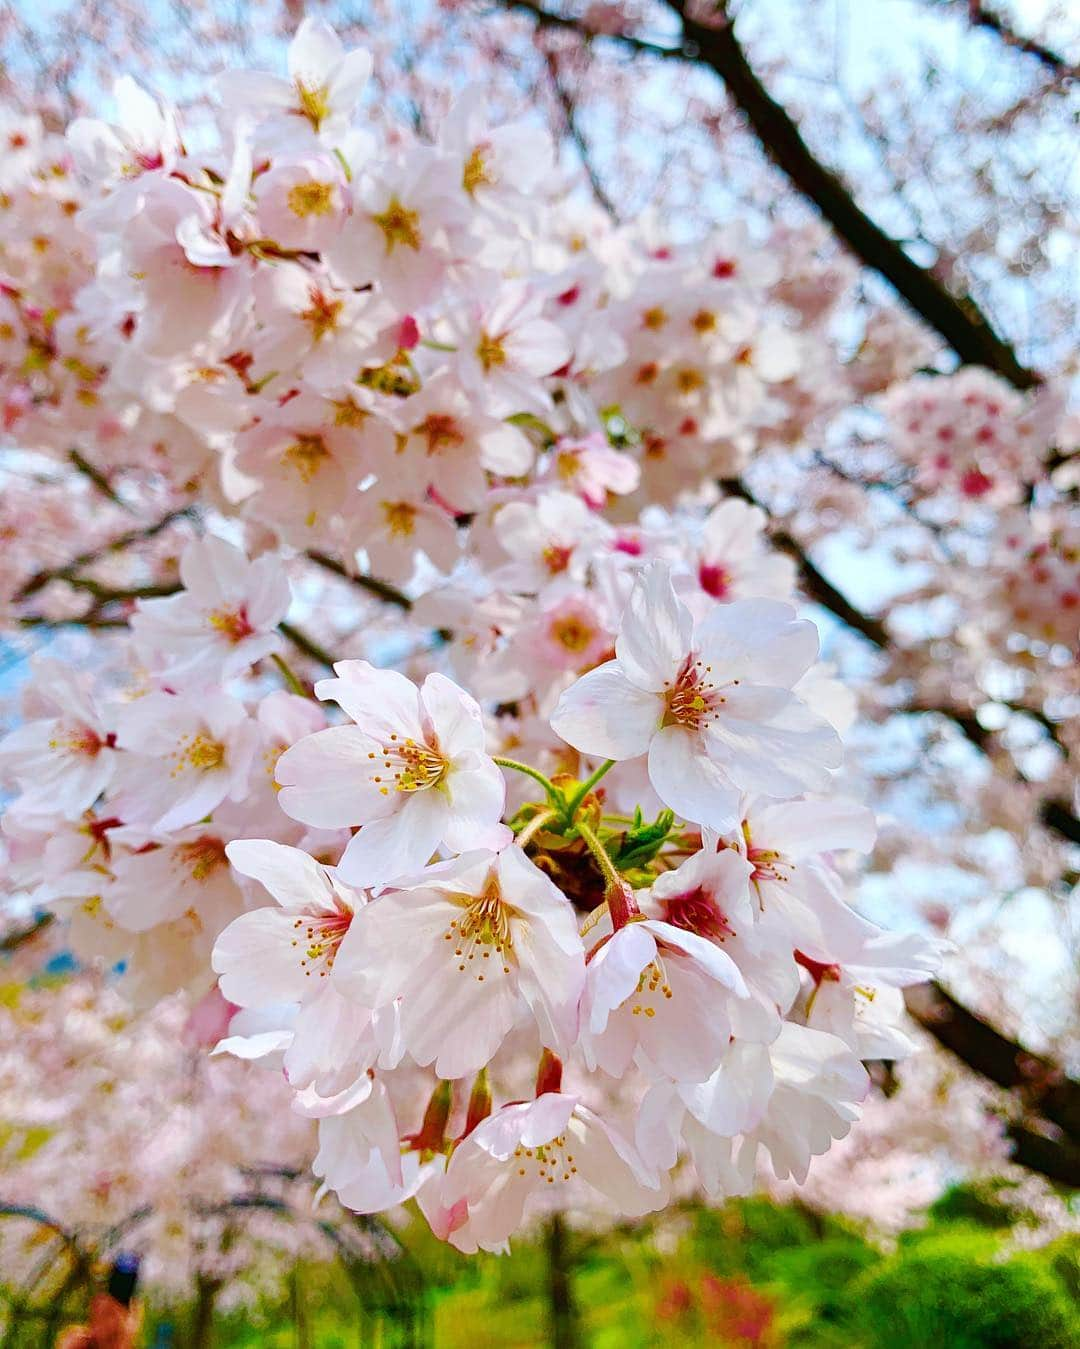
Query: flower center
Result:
<box><xmin>176</xmin><ymin>835</ymin><xmax>229</xmax><ymax>882</ymax></box>
<box><xmin>208</xmin><ymin>605</ymin><xmax>254</xmax><ymax>644</ymax></box>
<box><xmin>49</xmin><ymin>723</ymin><xmax>104</xmax><ymax>757</ymax></box>
<box><xmin>367</xmin><ymin>734</ymin><xmax>447</xmax><ymax>796</ymax></box>
<box><xmin>549</xmin><ymin>612</ymin><xmax>595</xmax><ymax>654</ymax></box>
<box><xmin>445</xmin><ymin>883</ymin><xmax>514</xmax><ymax>980</ymax></box>
<box><xmin>418</xmin><ymin>412</ymin><xmax>465</xmax><ymax>456</ymax></box>
<box><xmin>381</xmin><ymin>500</ymin><xmax>416</xmax><ymax>536</ymax></box>
<box><xmin>169</xmin><ymin>732</ymin><xmax>226</xmax><ymax>776</ymax></box>
<box><xmin>542</xmin><ymin>543</ymin><xmax>572</xmax><ymax>575</ymax></box>
<box><xmin>291</xmin><ymin>909</ymin><xmax>352</xmax><ymax>977</ymax></box>
<box><xmin>659</xmin><ymin>886</ymin><xmax>733</xmax><ymax>940</ymax></box>
<box><xmin>512</xmin><ymin>1132</ymin><xmax>577</xmax><ymax>1185</ymax></box>
<box><xmin>372</xmin><ymin>196</ymin><xmax>422</xmax><ymax>252</ymax></box>
<box><xmin>463</xmin><ymin>145</ymin><xmax>495</xmax><ymax>195</ymax></box>
<box><xmin>661</xmin><ymin>656</ymin><xmax>734</xmax><ymax>731</ymax></box>
<box><xmin>629</xmin><ymin>959</ymin><xmax>673</xmax><ymax>1017</ymax></box>
<box><xmin>300</xmin><ymin>288</ymin><xmax>344</xmax><ymax>341</ymax></box>
<box><xmin>698</xmin><ymin>562</ymin><xmax>731</xmax><ymax>600</ymax></box>
<box><xmin>282</xmin><ymin>433</ymin><xmax>330</xmax><ymax>481</ymax></box>
<box><xmin>476</xmin><ymin>331</ymin><xmax>507</xmax><ymax>371</ymax></box>
<box><xmin>295</xmin><ymin>80</ymin><xmax>330</xmax><ymax>130</ymax></box>
<box><xmin>287</xmin><ymin>179</ymin><xmax>336</xmax><ymax>219</ymax></box>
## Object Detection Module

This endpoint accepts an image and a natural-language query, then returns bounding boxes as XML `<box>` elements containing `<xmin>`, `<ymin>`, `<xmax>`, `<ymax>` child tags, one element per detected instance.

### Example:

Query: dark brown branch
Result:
<box><xmin>0</xmin><ymin>913</ymin><xmax>55</xmax><ymax>952</ymax></box>
<box><xmin>304</xmin><ymin>550</ymin><xmax>413</xmax><ymax>609</ymax></box>
<box><xmin>959</xmin><ymin>0</ymin><xmax>1078</xmax><ymax>79</ymax></box>
<box><xmin>665</xmin><ymin>1</ymin><xmax>1039</xmax><ymax>390</ymax></box>
<box><xmin>904</xmin><ymin>981</ymin><xmax>1080</xmax><ymax>1141</ymax></box>
<box><xmin>279</xmin><ymin>620</ymin><xmax>337</xmax><ymax>671</ymax></box>
<box><xmin>497</xmin><ymin>0</ymin><xmax>1041</xmax><ymax>390</ymax></box>
<box><xmin>540</xmin><ymin>46</ymin><xmax>619</xmax><ymax>218</ymax></box>
<box><xmin>14</xmin><ymin>507</ymin><xmax>195</xmax><ymax>601</ymax></box>
<box><xmin>719</xmin><ymin>477</ymin><xmax>1079</xmax><ymax>846</ymax></box>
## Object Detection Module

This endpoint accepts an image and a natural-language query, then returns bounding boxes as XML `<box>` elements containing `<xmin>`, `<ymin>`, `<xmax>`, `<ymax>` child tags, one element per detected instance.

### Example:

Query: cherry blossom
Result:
<box><xmin>276</xmin><ymin>661</ymin><xmax>508</xmax><ymax>885</ymax></box>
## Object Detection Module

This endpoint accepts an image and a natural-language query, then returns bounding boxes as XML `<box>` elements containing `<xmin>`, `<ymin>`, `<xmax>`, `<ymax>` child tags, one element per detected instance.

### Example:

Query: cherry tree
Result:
<box><xmin>0</xmin><ymin>0</ymin><xmax>1076</xmax><ymax>1257</ymax></box>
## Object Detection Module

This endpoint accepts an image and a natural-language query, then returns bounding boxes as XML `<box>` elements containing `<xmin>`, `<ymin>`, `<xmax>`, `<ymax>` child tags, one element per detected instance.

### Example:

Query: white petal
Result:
<box><xmin>647</xmin><ymin>727</ymin><xmax>741</xmax><ymax>830</ymax></box>
<box><xmin>615</xmin><ymin>562</ymin><xmax>691</xmax><ymax>692</ymax></box>
<box><xmin>550</xmin><ymin>662</ymin><xmax>661</xmax><ymax>760</ymax></box>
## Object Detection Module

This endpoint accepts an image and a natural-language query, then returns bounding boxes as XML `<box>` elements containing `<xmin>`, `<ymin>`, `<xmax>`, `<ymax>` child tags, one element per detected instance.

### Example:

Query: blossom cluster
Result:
<box><xmin>7</xmin><ymin>17</ymin><xmax>1050</xmax><ymax>1256</ymax></box>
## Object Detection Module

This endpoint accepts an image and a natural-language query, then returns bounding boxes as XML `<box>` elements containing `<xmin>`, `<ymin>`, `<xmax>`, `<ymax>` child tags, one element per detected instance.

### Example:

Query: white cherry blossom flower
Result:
<box><xmin>275</xmin><ymin>662</ymin><xmax>507</xmax><ymax>886</ymax></box>
<box><xmin>581</xmin><ymin>915</ymin><xmax>748</xmax><ymax>1082</ymax></box>
<box><xmin>551</xmin><ymin>563</ymin><xmax>843</xmax><ymax>829</ymax></box>
<box><xmin>426</xmin><ymin>1092</ymin><xmax>665</xmax><ymax>1253</ymax></box>
<box><xmin>110</xmin><ymin>692</ymin><xmax>258</xmax><ymax>832</ymax></box>
<box><xmin>216</xmin><ymin>18</ymin><xmax>373</xmax><ymax>149</ymax></box>
<box><xmin>0</xmin><ymin>659</ymin><xmax>116</xmax><ymax>820</ymax></box>
<box><xmin>334</xmin><ymin>846</ymin><xmax>584</xmax><ymax>1079</ymax></box>
<box><xmin>213</xmin><ymin>839</ymin><xmax>389</xmax><ymax>1096</ymax></box>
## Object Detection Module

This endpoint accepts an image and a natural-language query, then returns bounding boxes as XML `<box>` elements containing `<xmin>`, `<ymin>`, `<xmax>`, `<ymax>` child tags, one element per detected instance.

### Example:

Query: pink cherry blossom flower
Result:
<box><xmin>426</xmin><ymin>1092</ymin><xmax>665</xmax><ymax>1253</ymax></box>
<box><xmin>131</xmin><ymin>535</ymin><xmax>291</xmax><ymax>690</ymax></box>
<box><xmin>0</xmin><ymin>658</ymin><xmax>116</xmax><ymax>820</ymax></box>
<box><xmin>213</xmin><ymin>839</ymin><xmax>389</xmax><ymax>1096</ymax></box>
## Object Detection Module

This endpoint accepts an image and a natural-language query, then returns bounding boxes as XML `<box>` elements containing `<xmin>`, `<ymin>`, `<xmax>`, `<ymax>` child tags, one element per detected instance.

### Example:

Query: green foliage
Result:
<box><xmin>6</xmin><ymin>1196</ymin><xmax>1078</xmax><ymax>1347</ymax></box>
<box><xmin>850</xmin><ymin>1229</ymin><xmax>1080</xmax><ymax>1349</ymax></box>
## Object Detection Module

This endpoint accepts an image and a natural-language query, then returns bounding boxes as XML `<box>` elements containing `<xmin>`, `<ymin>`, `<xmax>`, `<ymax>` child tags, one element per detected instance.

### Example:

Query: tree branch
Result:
<box><xmin>664</xmin><ymin>1</ymin><xmax>1039</xmax><ymax>389</ymax></box>
<box><xmin>953</xmin><ymin>0</ymin><xmax>1079</xmax><ymax>79</ymax></box>
<box><xmin>905</xmin><ymin>980</ymin><xmax>1080</xmax><ymax>1145</ymax></box>
<box><xmin>14</xmin><ymin>507</ymin><xmax>195</xmax><ymax>602</ymax></box>
<box><xmin>495</xmin><ymin>0</ymin><xmax>1042</xmax><ymax>390</ymax></box>
<box><xmin>304</xmin><ymin>550</ymin><xmax>413</xmax><ymax>609</ymax></box>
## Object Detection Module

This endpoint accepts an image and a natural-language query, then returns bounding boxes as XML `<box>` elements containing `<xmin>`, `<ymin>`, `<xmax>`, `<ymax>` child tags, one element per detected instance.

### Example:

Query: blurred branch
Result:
<box><xmin>905</xmin><ymin>981</ymin><xmax>1080</xmax><ymax>1143</ymax></box>
<box><xmin>664</xmin><ymin>0</ymin><xmax>1040</xmax><ymax>389</ymax></box>
<box><xmin>950</xmin><ymin>0</ymin><xmax>1079</xmax><ymax>79</ymax></box>
<box><xmin>539</xmin><ymin>45</ymin><xmax>619</xmax><ymax>218</ymax></box>
<box><xmin>719</xmin><ymin>477</ymin><xmax>1079</xmax><ymax>847</ymax></box>
<box><xmin>305</xmin><ymin>550</ymin><xmax>413</xmax><ymax>610</ymax></box>
<box><xmin>14</xmin><ymin>506</ymin><xmax>195</xmax><ymax>601</ymax></box>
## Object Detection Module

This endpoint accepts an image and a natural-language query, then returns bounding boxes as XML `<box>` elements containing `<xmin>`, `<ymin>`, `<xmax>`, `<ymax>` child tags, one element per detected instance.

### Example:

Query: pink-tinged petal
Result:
<box><xmin>212</xmin><ymin>907</ymin><xmax>312</xmax><ymax>1006</ymax></box>
<box><xmin>288</xmin><ymin>16</ymin><xmax>344</xmax><ymax>84</ymax></box>
<box><xmin>178</xmin><ymin>534</ymin><xmax>247</xmax><ymax>599</ymax></box>
<box><xmin>550</xmin><ymin>662</ymin><xmax>661</xmax><ymax>759</ymax></box>
<box><xmin>333</xmin><ymin>888</ymin><xmax>457</xmax><ymax>1007</ymax></box>
<box><xmin>314</xmin><ymin>660</ymin><xmax>424</xmax><ymax>741</ymax></box>
<box><xmin>225</xmin><ymin>838</ymin><xmax>337</xmax><ymax>910</ymax></box>
<box><xmin>705</xmin><ymin>696</ymin><xmax>842</xmax><ymax>797</ymax></box>
<box><xmin>335</xmin><ymin>789</ymin><xmax>449</xmax><ymax>888</ymax></box>
<box><xmin>647</xmin><ymin>726</ymin><xmax>741</xmax><ymax>830</ymax></box>
<box><xmin>276</xmin><ymin>724</ymin><xmax>395</xmax><ymax>828</ymax></box>
<box><xmin>678</xmin><ymin>1042</ymin><xmax>775</xmax><ymax>1137</ymax></box>
<box><xmin>585</xmin><ymin>924</ymin><xmax>656</xmax><ymax>1036</ymax></box>
<box><xmin>472</xmin><ymin>1095</ymin><xmax>579</xmax><ymax>1160</ymax></box>
<box><xmin>283</xmin><ymin>980</ymin><xmax>377</xmax><ymax>1095</ymax></box>
<box><xmin>569</xmin><ymin>1106</ymin><xmax>667</xmax><ymax>1214</ymax></box>
<box><xmin>615</xmin><ymin>562</ymin><xmax>692</xmax><ymax>692</ymax></box>
<box><xmin>634</xmin><ymin>957</ymin><xmax>733</xmax><ymax>1081</ymax></box>
<box><xmin>438</xmin><ymin>751</ymin><xmax>506</xmax><ymax>852</ymax></box>
<box><xmin>643</xmin><ymin>919</ymin><xmax>748</xmax><ymax>997</ymax></box>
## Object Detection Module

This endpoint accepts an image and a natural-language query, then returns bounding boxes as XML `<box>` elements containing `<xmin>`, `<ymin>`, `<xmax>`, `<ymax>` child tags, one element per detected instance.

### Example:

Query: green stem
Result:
<box><xmin>515</xmin><ymin>807</ymin><xmax>557</xmax><ymax>848</ymax></box>
<box><xmin>564</xmin><ymin>759</ymin><xmax>616</xmax><ymax>820</ymax></box>
<box><xmin>574</xmin><ymin>820</ymin><xmax>622</xmax><ymax>892</ymax></box>
<box><xmin>493</xmin><ymin>757</ymin><xmax>567</xmax><ymax>812</ymax></box>
<box><xmin>271</xmin><ymin>652</ymin><xmax>308</xmax><ymax>698</ymax></box>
